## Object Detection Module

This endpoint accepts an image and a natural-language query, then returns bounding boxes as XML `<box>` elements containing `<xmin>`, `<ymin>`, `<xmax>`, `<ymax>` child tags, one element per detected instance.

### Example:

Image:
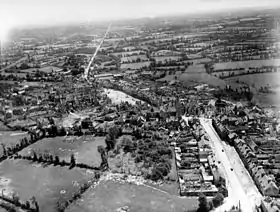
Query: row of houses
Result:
<box><xmin>234</xmin><ymin>139</ymin><xmax>279</xmax><ymax>197</ymax></box>
<box><xmin>172</xmin><ymin>121</ymin><xmax>221</xmax><ymax>196</ymax></box>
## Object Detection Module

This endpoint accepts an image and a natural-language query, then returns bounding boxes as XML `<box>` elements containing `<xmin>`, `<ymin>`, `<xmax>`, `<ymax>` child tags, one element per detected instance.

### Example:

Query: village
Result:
<box><xmin>0</xmin><ymin>6</ymin><xmax>280</xmax><ymax>212</ymax></box>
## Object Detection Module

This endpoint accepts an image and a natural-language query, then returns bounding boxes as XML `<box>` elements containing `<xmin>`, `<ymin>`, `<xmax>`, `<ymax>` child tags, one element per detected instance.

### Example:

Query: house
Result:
<box><xmin>261</xmin><ymin>198</ymin><xmax>280</xmax><ymax>212</ymax></box>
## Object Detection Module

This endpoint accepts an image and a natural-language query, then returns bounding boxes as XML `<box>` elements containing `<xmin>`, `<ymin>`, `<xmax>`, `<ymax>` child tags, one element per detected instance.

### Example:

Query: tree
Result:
<box><xmin>31</xmin><ymin>196</ymin><xmax>39</xmax><ymax>212</ymax></box>
<box><xmin>1</xmin><ymin>143</ymin><xmax>7</xmax><ymax>156</ymax></box>
<box><xmin>32</xmin><ymin>151</ymin><xmax>38</xmax><ymax>161</ymax></box>
<box><xmin>212</xmin><ymin>192</ymin><xmax>224</xmax><ymax>208</ymax></box>
<box><xmin>197</xmin><ymin>193</ymin><xmax>209</xmax><ymax>212</ymax></box>
<box><xmin>70</xmin><ymin>154</ymin><xmax>76</xmax><ymax>166</ymax></box>
<box><xmin>54</xmin><ymin>156</ymin><xmax>60</xmax><ymax>164</ymax></box>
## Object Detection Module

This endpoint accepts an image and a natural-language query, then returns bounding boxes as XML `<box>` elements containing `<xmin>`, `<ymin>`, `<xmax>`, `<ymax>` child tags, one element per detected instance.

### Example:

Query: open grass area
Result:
<box><xmin>19</xmin><ymin>136</ymin><xmax>106</xmax><ymax>167</ymax></box>
<box><xmin>0</xmin><ymin>159</ymin><xmax>92</xmax><ymax>212</ymax></box>
<box><xmin>0</xmin><ymin>131</ymin><xmax>30</xmax><ymax>154</ymax></box>
<box><xmin>225</xmin><ymin>73</ymin><xmax>280</xmax><ymax>108</ymax></box>
<box><xmin>152</xmin><ymin>56</ymin><xmax>181</xmax><ymax>62</ymax></box>
<box><xmin>120</xmin><ymin>61</ymin><xmax>150</xmax><ymax>69</ymax></box>
<box><xmin>180</xmin><ymin>73</ymin><xmax>226</xmax><ymax>88</ymax></box>
<box><xmin>121</xmin><ymin>55</ymin><xmax>148</xmax><ymax>63</ymax></box>
<box><xmin>66</xmin><ymin>180</ymin><xmax>198</xmax><ymax>212</ymax></box>
<box><xmin>225</xmin><ymin>72</ymin><xmax>280</xmax><ymax>88</ymax></box>
<box><xmin>214</xmin><ymin>59</ymin><xmax>280</xmax><ymax>71</ymax></box>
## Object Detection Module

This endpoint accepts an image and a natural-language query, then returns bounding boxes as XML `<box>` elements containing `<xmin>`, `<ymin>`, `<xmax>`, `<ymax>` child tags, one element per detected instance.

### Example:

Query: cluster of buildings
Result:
<box><xmin>172</xmin><ymin>119</ymin><xmax>227</xmax><ymax>196</ymax></box>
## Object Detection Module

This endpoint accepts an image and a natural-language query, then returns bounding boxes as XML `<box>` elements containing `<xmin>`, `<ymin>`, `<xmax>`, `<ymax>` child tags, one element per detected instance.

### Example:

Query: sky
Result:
<box><xmin>0</xmin><ymin>0</ymin><xmax>280</xmax><ymax>40</ymax></box>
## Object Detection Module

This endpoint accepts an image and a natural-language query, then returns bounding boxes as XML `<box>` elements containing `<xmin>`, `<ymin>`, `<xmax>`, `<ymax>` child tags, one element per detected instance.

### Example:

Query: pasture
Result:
<box><xmin>66</xmin><ymin>180</ymin><xmax>198</xmax><ymax>212</ymax></box>
<box><xmin>120</xmin><ymin>61</ymin><xmax>150</xmax><ymax>69</ymax></box>
<box><xmin>0</xmin><ymin>159</ymin><xmax>92</xmax><ymax>212</ymax></box>
<box><xmin>214</xmin><ymin>59</ymin><xmax>280</xmax><ymax>71</ymax></box>
<box><xmin>0</xmin><ymin>131</ymin><xmax>30</xmax><ymax>155</ymax></box>
<box><xmin>121</xmin><ymin>55</ymin><xmax>148</xmax><ymax>63</ymax></box>
<box><xmin>152</xmin><ymin>56</ymin><xmax>181</xmax><ymax>62</ymax></box>
<box><xmin>19</xmin><ymin>136</ymin><xmax>106</xmax><ymax>167</ymax></box>
<box><xmin>225</xmin><ymin>73</ymin><xmax>280</xmax><ymax>108</ymax></box>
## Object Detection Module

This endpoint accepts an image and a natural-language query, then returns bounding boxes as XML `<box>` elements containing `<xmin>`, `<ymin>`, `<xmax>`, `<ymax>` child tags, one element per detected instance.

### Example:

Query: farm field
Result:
<box><xmin>121</xmin><ymin>55</ymin><xmax>148</xmax><ymax>63</ymax></box>
<box><xmin>19</xmin><ymin>136</ymin><xmax>106</xmax><ymax>167</ymax></box>
<box><xmin>66</xmin><ymin>180</ymin><xmax>198</xmax><ymax>212</ymax></box>
<box><xmin>214</xmin><ymin>59</ymin><xmax>280</xmax><ymax>71</ymax></box>
<box><xmin>0</xmin><ymin>159</ymin><xmax>92</xmax><ymax>212</ymax></box>
<box><xmin>225</xmin><ymin>73</ymin><xmax>280</xmax><ymax>108</ymax></box>
<box><xmin>0</xmin><ymin>131</ymin><xmax>29</xmax><ymax>154</ymax></box>
<box><xmin>185</xmin><ymin>58</ymin><xmax>211</xmax><ymax>64</ymax></box>
<box><xmin>112</xmin><ymin>51</ymin><xmax>145</xmax><ymax>57</ymax></box>
<box><xmin>180</xmin><ymin>73</ymin><xmax>227</xmax><ymax>88</ymax></box>
<box><xmin>185</xmin><ymin>64</ymin><xmax>206</xmax><ymax>73</ymax></box>
<box><xmin>120</xmin><ymin>61</ymin><xmax>150</xmax><ymax>69</ymax></box>
<box><xmin>225</xmin><ymin>73</ymin><xmax>280</xmax><ymax>88</ymax></box>
<box><xmin>152</xmin><ymin>56</ymin><xmax>181</xmax><ymax>62</ymax></box>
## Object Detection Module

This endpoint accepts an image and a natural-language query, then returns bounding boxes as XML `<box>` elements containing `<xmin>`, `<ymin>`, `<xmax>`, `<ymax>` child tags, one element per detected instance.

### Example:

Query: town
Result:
<box><xmin>0</xmin><ymin>5</ymin><xmax>280</xmax><ymax>212</ymax></box>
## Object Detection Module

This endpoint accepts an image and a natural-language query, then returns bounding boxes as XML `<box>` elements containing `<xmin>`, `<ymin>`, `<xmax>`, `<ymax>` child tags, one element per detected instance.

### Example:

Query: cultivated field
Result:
<box><xmin>0</xmin><ymin>159</ymin><xmax>92</xmax><ymax>212</ymax></box>
<box><xmin>66</xmin><ymin>180</ymin><xmax>198</xmax><ymax>212</ymax></box>
<box><xmin>214</xmin><ymin>59</ymin><xmax>280</xmax><ymax>71</ymax></box>
<box><xmin>120</xmin><ymin>62</ymin><xmax>150</xmax><ymax>69</ymax></box>
<box><xmin>0</xmin><ymin>131</ymin><xmax>30</xmax><ymax>154</ymax></box>
<box><xmin>19</xmin><ymin>136</ymin><xmax>106</xmax><ymax>167</ymax></box>
<box><xmin>152</xmin><ymin>56</ymin><xmax>181</xmax><ymax>62</ymax></box>
<box><xmin>180</xmin><ymin>73</ymin><xmax>226</xmax><ymax>87</ymax></box>
<box><xmin>225</xmin><ymin>73</ymin><xmax>280</xmax><ymax>108</ymax></box>
<box><xmin>225</xmin><ymin>73</ymin><xmax>280</xmax><ymax>88</ymax></box>
<box><xmin>121</xmin><ymin>55</ymin><xmax>148</xmax><ymax>63</ymax></box>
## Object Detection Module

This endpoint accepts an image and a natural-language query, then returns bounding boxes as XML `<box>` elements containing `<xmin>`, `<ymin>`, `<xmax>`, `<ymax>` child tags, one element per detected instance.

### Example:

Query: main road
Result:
<box><xmin>200</xmin><ymin>118</ymin><xmax>259</xmax><ymax>212</ymax></box>
<box><xmin>84</xmin><ymin>23</ymin><xmax>111</xmax><ymax>80</ymax></box>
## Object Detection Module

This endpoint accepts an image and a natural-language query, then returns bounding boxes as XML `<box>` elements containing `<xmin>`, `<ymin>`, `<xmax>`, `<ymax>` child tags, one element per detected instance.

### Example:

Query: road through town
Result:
<box><xmin>200</xmin><ymin>118</ymin><xmax>256</xmax><ymax>212</ymax></box>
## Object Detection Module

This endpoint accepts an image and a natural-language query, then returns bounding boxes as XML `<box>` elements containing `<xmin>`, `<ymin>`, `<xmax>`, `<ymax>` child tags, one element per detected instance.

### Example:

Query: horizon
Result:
<box><xmin>1</xmin><ymin>0</ymin><xmax>280</xmax><ymax>41</ymax></box>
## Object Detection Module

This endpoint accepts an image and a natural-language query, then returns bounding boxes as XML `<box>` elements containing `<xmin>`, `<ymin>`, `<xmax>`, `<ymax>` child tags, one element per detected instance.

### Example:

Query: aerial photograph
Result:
<box><xmin>0</xmin><ymin>0</ymin><xmax>280</xmax><ymax>211</ymax></box>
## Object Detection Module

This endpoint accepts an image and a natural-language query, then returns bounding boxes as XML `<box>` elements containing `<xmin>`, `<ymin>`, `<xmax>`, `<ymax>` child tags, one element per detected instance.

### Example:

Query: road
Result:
<box><xmin>84</xmin><ymin>23</ymin><xmax>111</xmax><ymax>80</ymax></box>
<box><xmin>200</xmin><ymin>118</ymin><xmax>257</xmax><ymax>212</ymax></box>
<box><xmin>0</xmin><ymin>56</ymin><xmax>27</xmax><ymax>72</ymax></box>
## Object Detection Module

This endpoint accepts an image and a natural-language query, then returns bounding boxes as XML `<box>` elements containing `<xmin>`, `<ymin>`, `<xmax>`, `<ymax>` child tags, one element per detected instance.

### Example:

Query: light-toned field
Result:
<box><xmin>185</xmin><ymin>64</ymin><xmax>206</xmax><ymax>73</ymax></box>
<box><xmin>121</xmin><ymin>55</ymin><xmax>148</xmax><ymax>63</ymax></box>
<box><xmin>214</xmin><ymin>59</ymin><xmax>280</xmax><ymax>71</ymax></box>
<box><xmin>120</xmin><ymin>61</ymin><xmax>150</xmax><ymax>69</ymax></box>
<box><xmin>0</xmin><ymin>159</ymin><xmax>91</xmax><ymax>212</ymax></box>
<box><xmin>225</xmin><ymin>73</ymin><xmax>280</xmax><ymax>108</ymax></box>
<box><xmin>104</xmin><ymin>89</ymin><xmax>143</xmax><ymax>105</ymax></box>
<box><xmin>0</xmin><ymin>131</ymin><xmax>30</xmax><ymax>155</ymax></box>
<box><xmin>225</xmin><ymin>73</ymin><xmax>280</xmax><ymax>88</ymax></box>
<box><xmin>66</xmin><ymin>180</ymin><xmax>198</xmax><ymax>212</ymax></box>
<box><xmin>112</xmin><ymin>51</ymin><xmax>144</xmax><ymax>57</ymax></box>
<box><xmin>19</xmin><ymin>136</ymin><xmax>106</xmax><ymax>167</ymax></box>
<box><xmin>152</xmin><ymin>56</ymin><xmax>181</xmax><ymax>62</ymax></box>
<box><xmin>180</xmin><ymin>73</ymin><xmax>226</xmax><ymax>87</ymax></box>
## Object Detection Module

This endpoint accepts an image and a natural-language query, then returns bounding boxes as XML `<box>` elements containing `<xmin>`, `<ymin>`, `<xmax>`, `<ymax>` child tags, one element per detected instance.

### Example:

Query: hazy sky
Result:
<box><xmin>1</xmin><ymin>0</ymin><xmax>280</xmax><ymax>30</ymax></box>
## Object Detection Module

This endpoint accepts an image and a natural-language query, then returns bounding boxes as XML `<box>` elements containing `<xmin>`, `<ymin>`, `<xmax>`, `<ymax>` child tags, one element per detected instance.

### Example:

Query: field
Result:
<box><xmin>120</xmin><ymin>61</ymin><xmax>150</xmax><ymax>69</ymax></box>
<box><xmin>121</xmin><ymin>55</ymin><xmax>148</xmax><ymax>63</ymax></box>
<box><xmin>19</xmin><ymin>136</ymin><xmax>106</xmax><ymax>167</ymax></box>
<box><xmin>225</xmin><ymin>73</ymin><xmax>280</xmax><ymax>88</ymax></box>
<box><xmin>0</xmin><ymin>159</ymin><xmax>92</xmax><ymax>212</ymax></box>
<box><xmin>66</xmin><ymin>180</ymin><xmax>198</xmax><ymax>212</ymax></box>
<box><xmin>185</xmin><ymin>64</ymin><xmax>206</xmax><ymax>73</ymax></box>
<box><xmin>214</xmin><ymin>59</ymin><xmax>280</xmax><ymax>71</ymax></box>
<box><xmin>225</xmin><ymin>73</ymin><xmax>280</xmax><ymax>108</ymax></box>
<box><xmin>0</xmin><ymin>131</ymin><xmax>30</xmax><ymax>154</ymax></box>
<box><xmin>104</xmin><ymin>89</ymin><xmax>144</xmax><ymax>105</ymax></box>
<box><xmin>152</xmin><ymin>56</ymin><xmax>181</xmax><ymax>62</ymax></box>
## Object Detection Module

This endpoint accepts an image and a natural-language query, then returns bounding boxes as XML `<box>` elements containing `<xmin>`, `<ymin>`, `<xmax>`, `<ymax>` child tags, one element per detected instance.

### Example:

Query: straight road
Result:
<box><xmin>200</xmin><ymin>118</ymin><xmax>256</xmax><ymax>212</ymax></box>
<box><xmin>84</xmin><ymin>23</ymin><xmax>111</xmax><ymax>80</ymax></box>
